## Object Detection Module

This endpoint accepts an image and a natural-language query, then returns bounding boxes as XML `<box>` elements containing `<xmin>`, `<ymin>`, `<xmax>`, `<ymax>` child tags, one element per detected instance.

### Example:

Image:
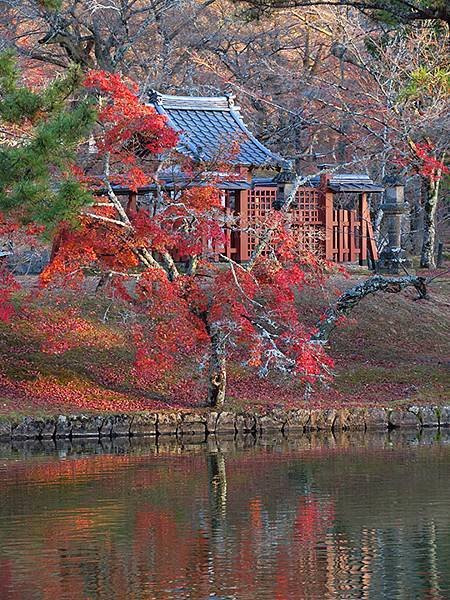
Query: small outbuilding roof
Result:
<box><xmin>310</xmin><ymin>173</ymin><xmax>384</xmax><ymax>193</ymax></box>
<box><xmin>148</xmin><ymin>91</ymin><xmax>288</xmax><ymax>169</ymax></box>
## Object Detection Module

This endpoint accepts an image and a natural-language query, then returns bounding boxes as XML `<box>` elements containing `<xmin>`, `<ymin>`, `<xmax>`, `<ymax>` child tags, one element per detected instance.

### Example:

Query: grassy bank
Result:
<box><xmin>0</xmin><ymin>270</ymin><xmax>448</xmax><ymax>417</ymax></box>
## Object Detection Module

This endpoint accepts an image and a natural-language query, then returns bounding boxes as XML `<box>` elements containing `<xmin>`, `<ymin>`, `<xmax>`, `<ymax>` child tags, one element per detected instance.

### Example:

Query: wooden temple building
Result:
<box><xmin>123</xmin><ymin>91</ymin><xmax>383</xmax><ymax>265</ymax></box>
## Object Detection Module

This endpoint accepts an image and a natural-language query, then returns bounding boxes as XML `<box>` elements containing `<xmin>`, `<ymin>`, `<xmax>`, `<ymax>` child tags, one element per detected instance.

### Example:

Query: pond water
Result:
<box><xmin>0</xmin><ymin>429</ymin><xmax>449</xmax><ymax>600</ymax></box>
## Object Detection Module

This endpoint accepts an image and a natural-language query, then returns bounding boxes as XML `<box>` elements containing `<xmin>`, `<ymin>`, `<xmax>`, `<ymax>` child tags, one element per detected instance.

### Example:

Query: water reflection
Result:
<box><xmin>0</xmin><ymin>429</ymin><xmax>449</xmax><ymax>599</ymax></box>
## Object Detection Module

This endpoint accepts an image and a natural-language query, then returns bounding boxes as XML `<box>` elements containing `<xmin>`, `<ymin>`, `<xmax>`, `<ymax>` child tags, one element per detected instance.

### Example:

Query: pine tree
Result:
<box><xmin>0</xmin><ymin>52</ymin><xmax>96</xmax><ymax>233</ymax></box>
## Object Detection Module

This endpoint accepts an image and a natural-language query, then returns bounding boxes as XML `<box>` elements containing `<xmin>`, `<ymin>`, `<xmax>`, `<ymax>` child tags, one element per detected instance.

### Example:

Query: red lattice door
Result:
<box><xmin>240</xmin><ymin>186</ymin><xmax>326</xmax><ymax>261</ymax></box>
<box><xmin>246</xmin><ymin>187</ymin><xmax>277</xmax><ymax>258</ymax></box>
<box><xmin>290</xmin><ymin>188</ymin><xmax>325</xmax><ymax>256</ymax></box>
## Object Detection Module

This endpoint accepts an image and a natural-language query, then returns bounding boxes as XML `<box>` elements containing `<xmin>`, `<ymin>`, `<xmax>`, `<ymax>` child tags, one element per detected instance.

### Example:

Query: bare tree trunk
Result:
<box><xmin>207</xmin><ymin>326</ymin><xmax>227</xmax><ymax>408</ymax></box>
<box><xmin>374</xmin><ymin>129</ymin><xmax>388</xmax><ymax>245</ymax></box>
<box><xmin>420</xmin><ymin>176</ymin><xmax>440</xmax><ymax>269</ymax></box>
<box><xmin>186</xmin><ymin>255</ymin><xmax>199</xmax><ymax>276</ymax></box>
<box><xmin>373</xmin><ymin>205</ymin><xmax>384</xmax><ymax>246</ymax></box>
<box><xmin>409</xmin><ymin>189</ymin><xmax>422</xmax><ymax>255</ymax></box>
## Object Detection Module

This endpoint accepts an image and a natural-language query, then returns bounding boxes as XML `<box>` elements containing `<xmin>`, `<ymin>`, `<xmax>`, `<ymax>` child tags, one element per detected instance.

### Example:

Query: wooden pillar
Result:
<box><xmin>338</xmin><ymin>208</ymin><xmax>345</xmax><ymax>263</ymax></box>
<box><xmin>319</xmin><ymin>173</ymin><xmax>334</xmax><ymax>261</ymax></box>
<box><xmin>349</xmin><ymin>210</ymin><xmax>356</xmax><ymax>262</ymax></box>
<box><xmin>126</xmin><ymin>191</ymin><xmax>137</xmax><ymax>214</ymax></box>
<box><xmin>324</xmin><ymin>190</ymin><xmax>334</xmax><ymax>260</ymax></box>
<box><xmin>224</xmin><ymin>191</ymin><xmax>231</xmax><ymax>259</ymax></box>
<box><xmin>238</xmin><ymin>190</ymin><xmax>249</xmax><ymax>262</ymax></box>
<box><xmin>359</xmin><ymin>192</ymin><xmax>369</xmax><ymax>265</ymax></box>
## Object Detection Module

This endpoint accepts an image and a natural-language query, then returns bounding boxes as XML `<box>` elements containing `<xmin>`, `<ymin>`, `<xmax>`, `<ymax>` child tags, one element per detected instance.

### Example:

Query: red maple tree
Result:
<box><xmin>15</xmin><ymin>70</ymin><xmax>336</xmax><ymax>407</ymax></box>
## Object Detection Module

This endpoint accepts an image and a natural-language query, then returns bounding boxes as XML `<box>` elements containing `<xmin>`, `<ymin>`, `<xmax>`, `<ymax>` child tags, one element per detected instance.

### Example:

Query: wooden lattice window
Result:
<box><xmin>245</xmin><ymin>186</ymin><xmax>327</xmax><ymax>258</ymax></box>
<box><xmin>247</xmin><ymin>187</ymin><xmax>277</xmax><ymax>256</ymax></box>
<box><xmin>291</xmin><ymin>188</ymin><xmax>322</xmax><ymax>224</ymax></box>
<box><xmin>290</xmin><ymin>188</ymin><xmax>324</xmax><ymax>255</ymax></box>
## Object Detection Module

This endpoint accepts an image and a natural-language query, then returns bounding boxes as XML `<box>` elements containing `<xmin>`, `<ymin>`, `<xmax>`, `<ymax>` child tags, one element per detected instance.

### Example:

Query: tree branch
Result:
<box><xmin>313</xmin><ymin>274</ymin><xmax>428</xmax><ymax>343</ymax></box>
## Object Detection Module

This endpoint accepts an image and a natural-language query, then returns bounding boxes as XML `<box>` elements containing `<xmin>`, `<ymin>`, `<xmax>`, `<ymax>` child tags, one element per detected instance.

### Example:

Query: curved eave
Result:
<box><xmin>228</xmin><ymin>107</ymin><xmax>289</xmax><ymax>168</ymax></box>
<box><xmin>152</xmin><ymin>100</ymin><xmax>288</xmax><ymax>169</ymax></box>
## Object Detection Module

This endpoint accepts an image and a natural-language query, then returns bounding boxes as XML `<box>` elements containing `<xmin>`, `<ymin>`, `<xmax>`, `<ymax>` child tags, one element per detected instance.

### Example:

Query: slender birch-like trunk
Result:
<box><xmin>420</xmin><ymin>176</ymin><xmax>440</xmax><ymax>269</ymax></box>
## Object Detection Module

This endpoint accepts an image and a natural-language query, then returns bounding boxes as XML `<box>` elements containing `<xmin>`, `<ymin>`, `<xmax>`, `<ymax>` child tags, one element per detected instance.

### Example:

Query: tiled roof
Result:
<box><xmin>148</xmin><ymin>91</ymin><xmax>288</xmax><ymax>169</ymax></box>
<box><xmin>310</xmin><ymin>173</ymin><xmax>384</xmax><ymax>193</ymax></box>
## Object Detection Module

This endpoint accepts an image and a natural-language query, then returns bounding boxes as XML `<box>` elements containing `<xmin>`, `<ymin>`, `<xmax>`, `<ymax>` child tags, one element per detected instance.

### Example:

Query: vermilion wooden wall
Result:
<box><xmin>224</xmin><ymin>187</ymin><xmax>378</xmax><ymax>265</ymax></box>
<box><xmin>122</xmin><ymin>186</ymin><xmax>378</xmax><ymax>265</ymax></box>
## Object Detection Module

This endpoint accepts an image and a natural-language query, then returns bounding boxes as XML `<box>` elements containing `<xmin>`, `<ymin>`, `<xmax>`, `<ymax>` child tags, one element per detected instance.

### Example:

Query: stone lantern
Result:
<box><xmin>377</xmin><ymin>176</ymin><xmax>410</xmax><ymax>273</ymax></box>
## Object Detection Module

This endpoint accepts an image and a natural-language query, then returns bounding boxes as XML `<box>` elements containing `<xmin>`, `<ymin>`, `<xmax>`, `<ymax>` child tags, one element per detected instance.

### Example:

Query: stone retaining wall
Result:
<box><xmin>0</xmin><ymin>405</ymin><xmax>449</xmax><ymax>440</ymax></box>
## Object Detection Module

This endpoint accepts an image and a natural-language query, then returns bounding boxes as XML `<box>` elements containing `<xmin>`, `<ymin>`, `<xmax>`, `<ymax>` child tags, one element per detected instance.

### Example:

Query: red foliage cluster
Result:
<box><xmin>0</xmin><ymin>217</ymin><xmax>19</xmax><ymax>237</ymax></box>
<box><xmin>83</xmin><ymin>71</ymin><xmax>178</xmax><ymax>191</ymax></box>
<box><xmin>412</xmin><ymin>142</ymin><xmax>449</xmax><ymax>181</ymax></box>
<box><xmin>395</xmin><ymin>141</ymin><xmax>449</xmax><ymax>181</ymax></box>
<box><xmin>44</xmin><ymin>203</ymin><xmax>335</xmax><ymax>390</ymax></box>
<box><xmin>131</xmin><ymin>272</ymin><xmax>209</xmax><ymax>385</ymax></box>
